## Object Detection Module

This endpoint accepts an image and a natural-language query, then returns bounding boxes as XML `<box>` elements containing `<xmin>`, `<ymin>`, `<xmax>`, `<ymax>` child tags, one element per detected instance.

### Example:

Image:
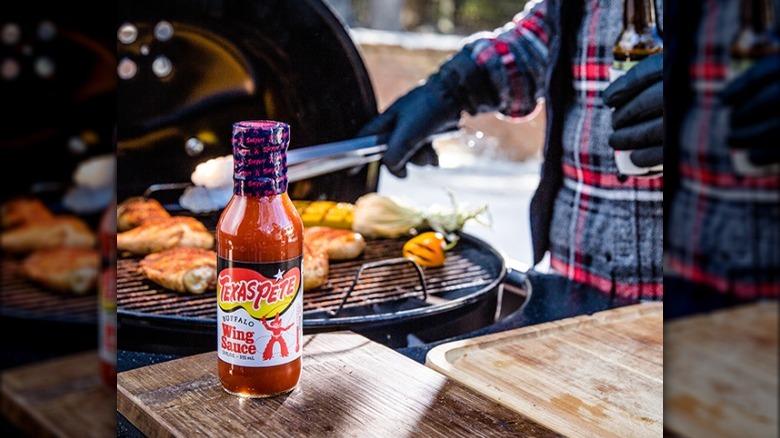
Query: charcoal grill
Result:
<box><xmin>0</xmin><ymin>252</ymin><xmax>100</xmax><ymax>370</ymax></box>
<box><xmin>114</xmin><ymin>0</ymin><xmax>529</xmax><ymax>356</ymax></box>
<box><xmin>117</xmin><ymin>0</ymin><xmax>379</xmax><ymax>203</ymax></box>
<box><xmin>0</xmin><ymin>257</ymin><xmax>97</xmax><ymax>324</ymax></box>
<box><xmin>116</xmin><ymin>209</ymin><xmax>514</xmax><ymax>355</ymax></box>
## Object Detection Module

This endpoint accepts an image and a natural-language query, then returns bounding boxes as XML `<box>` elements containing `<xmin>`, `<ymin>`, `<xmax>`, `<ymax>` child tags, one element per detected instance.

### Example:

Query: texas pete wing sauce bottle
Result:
<box><xmin>216</xmin><ymin>120</ymin><xmax>304</xmax><ymax>398</ymax></box>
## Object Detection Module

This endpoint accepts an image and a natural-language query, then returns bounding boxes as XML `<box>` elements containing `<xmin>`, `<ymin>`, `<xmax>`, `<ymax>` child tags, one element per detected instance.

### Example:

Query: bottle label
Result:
<box><xmin>217</xmin><ymin>256</ymin><xmax>303</xmax><ymax>367</ymax></box>
<box><xmin>614</xmin><ymin>150</ymin><xmax>664</xmax><ymax>177</ymax></box>
<box><xmin>609</xmin><ymin>60</ymin><xmax>637</xmax><ymax>82</ymax></box>
<box><xmin>727</xmin><ymin>58</ymin><xmax>754</xmax><ymax>82</ymax></box>
<box><xmin>98</xmin><ymin>264</ymin><xmax>117</xmax><ymax>366</ymax></box>
<box><xmin>731</xmin><ymin>149</ymin><xmax>780</xmax><ymax>176</ymax></box>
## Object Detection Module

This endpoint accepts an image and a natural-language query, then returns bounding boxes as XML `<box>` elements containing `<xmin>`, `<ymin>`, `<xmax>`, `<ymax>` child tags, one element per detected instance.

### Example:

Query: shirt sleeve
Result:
<box><xmin>463</xmin><ymin>0</ymin><xmax>553</xmax><ymax>118</ymax></box>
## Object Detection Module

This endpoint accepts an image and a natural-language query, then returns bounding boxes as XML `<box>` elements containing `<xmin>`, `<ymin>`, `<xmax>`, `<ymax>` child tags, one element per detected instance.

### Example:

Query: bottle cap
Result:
<box><xmin>231</xmin><ymin>120</ymin><xmax>290</xmax><ymax>196</ymax></box>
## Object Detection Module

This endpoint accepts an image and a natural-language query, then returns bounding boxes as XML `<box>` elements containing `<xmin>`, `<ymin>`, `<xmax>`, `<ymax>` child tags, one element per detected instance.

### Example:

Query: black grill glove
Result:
<box><xmin>720</xmin><ymin>54</ymin><xmax>780</xmax><ymax>167</ymax></box>
<box><xmin>357</xmin><ymin>50</ymin><xmax>499</xmax><ymax>178</ymax></box>
<box><xmin>603</xmin><ymin>53</ymin><xmax>664</xmax><ymax>175</ymax></box>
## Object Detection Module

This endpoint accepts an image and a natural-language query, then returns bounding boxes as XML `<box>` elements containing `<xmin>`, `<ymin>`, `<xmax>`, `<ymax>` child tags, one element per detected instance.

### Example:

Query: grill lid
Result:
<box><xmin>117</xmin><ymin>0</ymin><xmax>379</xmax><ymax>203</ymax></box>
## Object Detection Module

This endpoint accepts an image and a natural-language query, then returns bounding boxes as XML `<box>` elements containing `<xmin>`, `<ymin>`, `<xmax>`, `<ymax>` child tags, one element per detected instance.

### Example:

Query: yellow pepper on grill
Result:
<box><xmin>402</xmin><ymin>231</ymin><xmax>451</xmax><ymax>267</ymax></box>
<box><xmin>292</xmin><ymin>200</ymin><xmax>355</xmax><ymax>229</ymax></box>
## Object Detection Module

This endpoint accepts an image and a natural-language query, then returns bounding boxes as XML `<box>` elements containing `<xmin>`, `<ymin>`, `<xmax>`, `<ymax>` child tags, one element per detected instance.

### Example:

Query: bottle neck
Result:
<box><xmin>624</xmin><ymin>0</ymin><xmax>657</xmax><ymax>31</ymax></box>
<box><xmin>740</xmin><ymin>0</ymin><xmax>776</xmax><ymax>31</ymax></box>
<box><xmin>230</xmin><ymin>120</ymin><xmax>290</xmax><ymax>198</ymax></box>
<box><xmin>232</xmin><ymin>142</ymin><xmax>288</xmax><ymax>198</ymax></box>
<box><xmin>233</xmin><ymin>178</ymin><xmax>288</xmax><ymax>198</ymax></box>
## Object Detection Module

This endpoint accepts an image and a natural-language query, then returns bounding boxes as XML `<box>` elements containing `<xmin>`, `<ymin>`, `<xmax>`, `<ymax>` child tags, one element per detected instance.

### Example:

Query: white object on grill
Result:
<box><xmin>190</xmin><ymin>155</ymin><xmax>233</xmax><ymax>188</ymax></box>
<box><xmin>73</xmin><ymin>153</ymin><xmax>116</xmax><ymax>189</ymax></box>
<box><xmin>179</xmin><ymin>185</ymin><xmax>232</xmax><ymax>214</ymax></box>
<box><xmin>63</xmin><ymin>153</ymin><xmax>116</xmax><ymax>213</ymax></box>
<box><xmin>180</xmin><ymin>154</ymin><xmax>234</xmax><ymax>213</ymax></box>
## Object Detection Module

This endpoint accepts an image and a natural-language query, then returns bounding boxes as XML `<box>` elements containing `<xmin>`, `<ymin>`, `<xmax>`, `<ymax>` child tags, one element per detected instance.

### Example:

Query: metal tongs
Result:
<box><xmin>286</xmin><ymin>134</ymin><xmax>389</xmax><ymax>182</ymax></box>
<box><xmin>286</xmin><ymin>129</ymin><xmax>460</xmax><ymax>182</ymax></box>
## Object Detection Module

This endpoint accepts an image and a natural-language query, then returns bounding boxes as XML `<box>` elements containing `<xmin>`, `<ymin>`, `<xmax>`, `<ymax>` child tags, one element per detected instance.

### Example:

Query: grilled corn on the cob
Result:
<box><xmin>293</xmin><ymin>200</ymin><xmax>355</xmax><ymax>229</ymax></box>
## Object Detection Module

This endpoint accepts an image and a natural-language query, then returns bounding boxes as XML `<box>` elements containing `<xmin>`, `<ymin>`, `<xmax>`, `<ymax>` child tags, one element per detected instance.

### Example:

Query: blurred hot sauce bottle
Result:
<box><xmin>98</xmin><ymin>196</ymin><xmax>117</xmax><ymax>389</ymax></box>
<box><xmin>728</xmin><ymin>0</ymin><xmax>780</xmax><ymax>176</ymax></box>
<box><xmin>216</xmin><ymin>121</ymin><xmax>304</xmax><ymax>398</ymax></box>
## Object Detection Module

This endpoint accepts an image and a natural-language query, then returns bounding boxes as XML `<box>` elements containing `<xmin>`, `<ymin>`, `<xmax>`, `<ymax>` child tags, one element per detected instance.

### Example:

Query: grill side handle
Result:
<box><xmin>329</xmin><ymin>257</ymin><xmax>428</xmax><ymax>317</ymax></box>
<box><xmin>502</xmin><ymin>258</ymin><xmax>531</xmax><ymax>292</ymax></box>
<box><xmin>503</xmin><ymin>267</ymin><xmax>529</xmax><ymax>290</ymax></box>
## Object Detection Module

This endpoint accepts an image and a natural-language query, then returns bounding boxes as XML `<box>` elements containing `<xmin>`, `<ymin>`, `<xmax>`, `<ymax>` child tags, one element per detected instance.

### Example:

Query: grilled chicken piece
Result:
<box><xmin>21</xmin><ymin>247</ymin><xmax>99</xmax><ymax>294</ymax></box>
<box><xmin>117</xmin><ymin>196</ymin><xmax>171</xmax><ymax>231</ymax></box>
<box><xmin>1</xmin><ymin>198</ymin><xmax>54</xmax><ymax>228</ymax></box>
<box><xmin>304</xmin><ymin>226</ymin><xmax>366</xmax><ymax>261</ymax></box>
<box><xmin>1</xmin><ymin>215</ymin><xmax>97</xmax><ymax>253</ymax></box>
<box><xmin>117</xmin><ymin>216</ymin><xmax>214</xmax><ymax>255</ymax></box>
<box><xmin>301</xmin><ymin>226</ymin><xmax>366</xmax><ymax>291</ymax></box>
<box><xmin>138</xmin><ymin>247</ymin><xmax>217</xmax><ymax>294</ymax></box>
<box><xmin>303</xmin><ymin>242</ymin><xmax>329</xmax><ymax>291</ymax></box>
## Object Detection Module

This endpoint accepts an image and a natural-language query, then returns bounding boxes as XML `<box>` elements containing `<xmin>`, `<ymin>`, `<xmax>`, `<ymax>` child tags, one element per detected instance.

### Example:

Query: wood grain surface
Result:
<box><xmin>664</xmin><ymin>301</ymin><xmax>778</xmax><ymax>438</ymax></box>
<box><xmin>1</xmin><ymin>350</ymin><xmax>116</xmax><ymax>438</ymax></box>
<box><xmin>118</xmin><ymin>331</ymin><xmax>561</xmax><ymax>437</ymax></box>
<box><xmin>426</xmin><ymin>302</ymin><xmax>663</xmax><ymax>438</ymax></box>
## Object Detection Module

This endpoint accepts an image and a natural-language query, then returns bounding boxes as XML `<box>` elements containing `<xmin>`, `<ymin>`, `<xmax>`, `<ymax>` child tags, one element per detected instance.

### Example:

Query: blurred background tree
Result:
<box><xmin>327</xmin><ymin>0</ymin><xmax>530</xmax><ymax>35</ymax></box>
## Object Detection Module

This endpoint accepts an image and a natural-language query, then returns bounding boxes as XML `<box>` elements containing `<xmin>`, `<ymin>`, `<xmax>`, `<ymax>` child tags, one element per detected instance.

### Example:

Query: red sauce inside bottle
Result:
<box><xmin>216</xmin><ymin>120</ymin><xmax>303</xmax><ymax>397</ymax></box>
<box><xmin>99</xmin><ymin>197</ymin><xmax>117</xmax><ymax>390</ymax></box>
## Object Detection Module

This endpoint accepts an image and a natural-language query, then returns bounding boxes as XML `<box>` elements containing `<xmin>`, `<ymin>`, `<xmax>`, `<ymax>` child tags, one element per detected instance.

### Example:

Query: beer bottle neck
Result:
<box><xmin>740</xmin><ymin>0</ymin><xmax>776</xmax><ymax>30</ymax></box>
<box><xmin>624</xmin><ymin>0</ymin><xmax>657</xmax><ymax>30</ymax></box>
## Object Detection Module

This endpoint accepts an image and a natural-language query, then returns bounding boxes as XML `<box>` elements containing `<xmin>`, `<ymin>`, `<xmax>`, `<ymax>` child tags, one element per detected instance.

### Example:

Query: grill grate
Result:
<box><xmin>117</xmin><ymin>232</ymin><xmax>498</xmax><ymax>321</ymax></box>
<box><xmin>1</xmin><ymin>257</ymin><xmax>97</xmax><ymax>324</ymax></box>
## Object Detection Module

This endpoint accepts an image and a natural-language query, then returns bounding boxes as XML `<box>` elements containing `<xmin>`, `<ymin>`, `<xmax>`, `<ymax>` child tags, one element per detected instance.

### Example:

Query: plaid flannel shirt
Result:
<box><xmin>464</xmin><ymin>0</ymin><xmax>663</xmax><ymax>300</ymax></box>
<box><xmin>666</xmin><ymin>0</ymin><xmax>780</xmax><ymax>299</ymax></box>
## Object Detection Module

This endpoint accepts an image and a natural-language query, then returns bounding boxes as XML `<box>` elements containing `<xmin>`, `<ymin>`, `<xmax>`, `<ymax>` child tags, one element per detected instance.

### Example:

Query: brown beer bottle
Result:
<box><xmin>611</xmin><ymin>0</ymin><xmax>663</xmax><ymax>80</ymax></box>
<box><xmin>729</xmin><ymin>0</ymin><xmax>780</xmax><ymax>78</ymax></box>
<box><xmin>728</xmin><ymin>0</ymin><xmax>780</xmax><ymax>175</ymax></box>
<box><xmin>216</xmin><ymin>120</ymin><xmax>304</xmax><ymax>398</ymax></box>
<box><xmin>611</xmin><ymin>0</ymin><xmax>664</xmax><ymax>177</ymax></box>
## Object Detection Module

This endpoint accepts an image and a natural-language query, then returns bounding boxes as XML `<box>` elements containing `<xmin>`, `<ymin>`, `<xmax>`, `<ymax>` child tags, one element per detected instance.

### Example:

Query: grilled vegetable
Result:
<box><xmin>352</xmin><ymin>191</ymin><xmax>491</xmax><ymax>239</ymax></box>
<box><xmin>293</xmin><ymin>200</ymin><xmax>355</xmax><ymax>229</ymax></box>
<box><xmin>352</xmin><ymin>193</ymin><xmax>425</xmax><ymax>238</ymax></box>
<box><xmin>402</xmin><ymin>232</ymin><xmax>448</xmax><ymax>267</ymax></box>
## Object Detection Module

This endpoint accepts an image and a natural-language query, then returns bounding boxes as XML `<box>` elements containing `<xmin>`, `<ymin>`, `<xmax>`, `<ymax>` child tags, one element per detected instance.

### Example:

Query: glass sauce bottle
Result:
<box><xmin>729</xmin><ymin>0</ymin><xmax>779</xmax><ymax>77</ymax></box>
<box><xmin>98</xmin><ymin>196</ymin><xmax>117</xmax><ymax>389</ymax></box>
<box><xmin>216</xmin><ymin>120</ymin><xmax>304</xmax><ymax>398</ymax></box>
<box><xmin>610</xmin><ymin>0</ymin><xmax>664</xmax><ymax>177</ymax></box>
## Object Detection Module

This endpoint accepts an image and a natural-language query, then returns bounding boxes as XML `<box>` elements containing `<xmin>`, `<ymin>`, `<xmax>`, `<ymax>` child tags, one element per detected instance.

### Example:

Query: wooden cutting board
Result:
<box><xmin>664</xmin><ymin>301</ymin><xmax>778</xmax><ymax>438</ymax></box>
<box><xmin>117</xmin><ymin>332</ymin><xmax>563</xmax><ymax>437</ymax></box>
<box><xmin>426</xmin><ymin>302</ymin><xmax>663</xmax><ymax>438</ymax></box>
<box><xmin>1</xmin><ymin>350</ymin><xmax>116</xmax><ymax>438</ymax></box>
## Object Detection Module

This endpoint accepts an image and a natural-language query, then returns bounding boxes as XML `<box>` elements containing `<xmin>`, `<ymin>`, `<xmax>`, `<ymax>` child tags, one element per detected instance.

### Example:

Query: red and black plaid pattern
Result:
<box><xmin>468</xmin><ymin>0</ymin><xmax>551</xmax><ymax>119</ymax></box>
<box><xmin>667</xmin><ymin>0</ymin><xmax>780</xmax><ymax>298</ymax></box>
<box><xmin>466</xmin><ymin>0</ymin><xmax>664</xmax><ymax>300</ymax></box>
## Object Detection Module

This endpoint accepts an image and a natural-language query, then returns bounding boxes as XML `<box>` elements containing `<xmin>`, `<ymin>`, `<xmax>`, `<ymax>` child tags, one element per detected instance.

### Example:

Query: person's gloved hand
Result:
<box><xmin>603</xmin><ymin>53</ymin><xmax>664</xmax><ymax>175</ymax></box>
<box><xmin>720</xmin><ymin>54</ymin><xmax>780</xmax><ymax>166</ymax></box>
<box><xmin>357</xmin><ymin>50</ymin><xmax>498</xmax><ymax>178</ymax></box>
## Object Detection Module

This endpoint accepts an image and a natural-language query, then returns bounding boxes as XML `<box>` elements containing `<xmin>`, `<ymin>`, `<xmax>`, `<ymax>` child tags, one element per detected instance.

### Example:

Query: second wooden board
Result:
<box><xmin>426</xmin><ymin>302</ymin><xmax>663</xmax><ymax>438</ymax></box>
